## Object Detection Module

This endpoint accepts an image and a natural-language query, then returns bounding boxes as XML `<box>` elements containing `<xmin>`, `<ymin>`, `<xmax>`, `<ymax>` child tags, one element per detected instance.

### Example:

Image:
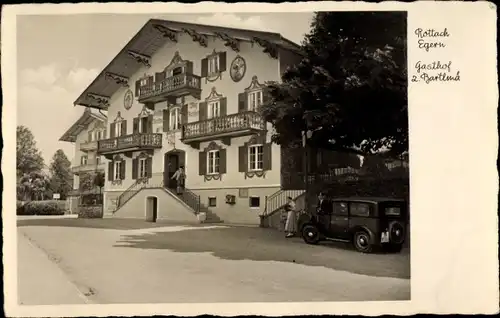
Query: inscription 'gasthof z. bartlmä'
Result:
<box><xmin>412</xmin><ymin>60</ymin><xmax>460</xmax><ymax>84</ymax></box>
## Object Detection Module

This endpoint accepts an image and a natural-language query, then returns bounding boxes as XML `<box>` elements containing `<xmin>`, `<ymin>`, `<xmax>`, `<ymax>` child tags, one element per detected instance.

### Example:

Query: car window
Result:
<box><xmin>350</xmin><ymin>202</ymin><xmax>371</xmax><ymax>217</ymax></box>
<box><xmin>385</xmin><ymin>206</ymin><xmax>401</xmax><ymax>216</ymax></box>
<box><xmin>332</xmin><ymin>202</ymin><xmax>348</xmax><ymax>215</ymax></box>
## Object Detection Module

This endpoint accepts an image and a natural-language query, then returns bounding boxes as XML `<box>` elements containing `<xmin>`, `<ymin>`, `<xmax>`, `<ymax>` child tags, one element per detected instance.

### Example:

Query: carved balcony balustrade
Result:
<box><xmin>97</xmin><ymin>133</ymin><xmax>163</xmax><ymax>157</ymax></box>
<box><xmin>71</xmin><ymin>161</ymin><xmax>106</xmax><ymax>176</ymax></box>
<box><xmin>79</xmin><ymin>140</ymin><xmax>98</xmax><ymax>152</ymax></box>
<box><xmin>181</xmin><ymin>111</ymin><xmax>266</xmax><ymax>147</ymax></box>
<box><xmin>137</xmin><ymin>73</ymin><xmax>202</xmax><ymax>103</ymax></box>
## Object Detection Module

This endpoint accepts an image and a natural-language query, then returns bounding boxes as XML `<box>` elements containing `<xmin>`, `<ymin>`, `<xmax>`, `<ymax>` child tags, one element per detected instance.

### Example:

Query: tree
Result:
<box><xmin>261</xmin><ymin>11</ymin><xmax>408</xmax><ymax>157</ymax></box>
<box><xmin>17</xmin><ymin>126</ymin><xmax>44</xmax><ymax>177</ymax></box>
<box><xmin>17</xmin><ymin>171</ymin><xmax>50</xmax><ymax>201</ymax></box>
<box><xmin>49</xmin><ymin>149</ymin><xmax>73</xmax><ymax>200</ymax></box>
<box><xmin>93</xmin><ymin>172</ymin><xmax>105</xmax><ymax>194</ymax></box>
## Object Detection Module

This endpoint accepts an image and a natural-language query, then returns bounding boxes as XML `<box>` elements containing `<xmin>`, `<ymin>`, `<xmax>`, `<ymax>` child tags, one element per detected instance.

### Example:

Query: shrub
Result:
<box><xmin>16</xmin><ymin>200</ymin><xmax>34</xmax><ymax>215</ymax></box>
<box><xmin>24</xmin><ymin>200</ymin><xmax>67</xmax><ymax>216</ymax></box>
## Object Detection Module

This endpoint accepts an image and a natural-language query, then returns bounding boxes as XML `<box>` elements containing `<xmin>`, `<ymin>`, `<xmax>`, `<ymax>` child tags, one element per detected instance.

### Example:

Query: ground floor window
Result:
<box><xmin>249</xmin><ymin>196</ymin><xmax>260</xmax><ymax>208</ymax></box>
<box><xmin>207</xmin><ymin>150</ymin><xmax>220</xmax><ymax>175</ymax></box>
<box><xmin>138</xmin><ymin>158</ymin><xmax>148</xmax><ymax>178</ymax></box>
<box><xmin>208</xmin><ymin>197</ymin><xmax>217</xmax><ymax>207</ymax></box>
<box><xmin>248</xmin><ymin>144</ymin><xmax>263</xmax><ymax>171</ymax></box>
<box><xmin>114</xmin><ymin>161</ymin><xmax>122</xmax><ymax>180</ymax></box>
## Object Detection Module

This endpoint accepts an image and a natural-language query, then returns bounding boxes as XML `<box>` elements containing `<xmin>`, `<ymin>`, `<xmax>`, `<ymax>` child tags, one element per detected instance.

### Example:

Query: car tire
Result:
<box><xmin>302</xmin><ymin>224</ymin><xmax>320</xmax><ymax>245</ymax></box>
<box><xmin>353</xmin><ymin>230</ymin><xmax>373</xmax><ymax>253</ymax></box>
<box><xmin>383</xmin><ymin>244</ymin><xmax>403</xmax><ymax>253</ymax></box>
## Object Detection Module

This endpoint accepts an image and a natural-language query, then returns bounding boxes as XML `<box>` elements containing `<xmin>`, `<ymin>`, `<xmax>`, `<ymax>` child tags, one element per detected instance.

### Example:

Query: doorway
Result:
<box><xmin>146</xmin><ymin>196</ymin><xmax>158</xmax><ymax>222</ymax></box>
<box><xmin>164</xmin><ymin>150</ymin><xmax>185</xmax><ymax>190</ymax></box>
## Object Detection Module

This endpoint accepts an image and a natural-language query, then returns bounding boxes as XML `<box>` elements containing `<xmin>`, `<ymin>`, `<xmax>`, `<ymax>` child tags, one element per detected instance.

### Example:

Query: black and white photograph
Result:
<box><xmin>2</xmin><ymin>1</ymin><xmax>498</xmax><ymax>316</ymax></box>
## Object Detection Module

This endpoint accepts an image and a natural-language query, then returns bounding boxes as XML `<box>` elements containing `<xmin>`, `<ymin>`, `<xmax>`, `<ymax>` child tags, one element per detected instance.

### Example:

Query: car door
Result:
<box><xmin>330</xmin><ymin>201</ymin><xmax>350</xmax><ymax>239</ymax></box>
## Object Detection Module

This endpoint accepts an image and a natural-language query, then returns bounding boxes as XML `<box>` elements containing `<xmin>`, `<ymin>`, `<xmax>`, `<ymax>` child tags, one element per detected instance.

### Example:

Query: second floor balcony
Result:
<box><xmin>71</xmin><ymin>162</ymin><xmax>105</xmax><ymax>175</ymax></box>
<box><xmin>79</xmin><ymin>140</ymin><xmax>98</xmax><ymax>152</ymax></box>
<box><xmin>181</xmin><ymin>111</ymin><xmax>266</xmax><ymax>146</ymax></box>
<box><xmin>138</xmin><ymin>73</ymin><xmax>202</xmax><ymax>103</ymax></box>
<box><xmin>97</xmin><ymin>133</ymin><xmax>163</xmax><ymax>156</ymax></box>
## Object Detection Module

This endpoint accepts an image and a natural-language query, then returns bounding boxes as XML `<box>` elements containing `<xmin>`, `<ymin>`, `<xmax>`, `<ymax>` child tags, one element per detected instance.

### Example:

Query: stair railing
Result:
<box><xmin>263</xmin><ymin>189</ymin><xmax>306</xmax><ymax>217</ymax></box>
<box><xmin>116</xmin><ymin>180</ymin><xmax>141</xmax><ymax>210</ymax></box>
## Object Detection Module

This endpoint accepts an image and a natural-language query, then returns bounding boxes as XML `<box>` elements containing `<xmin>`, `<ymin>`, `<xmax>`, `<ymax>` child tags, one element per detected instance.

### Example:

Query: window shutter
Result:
<box><xmin>121</xmin><ymin>120</ymin><xmax>127</xmax><ymax>136</ymax></box>
<box><xmin>181</xmin><ymin>104</ymin><xmax>188</xmax><ymax>124</ymax></box>
<box><xmin>199</xmin><ymin>151</ymin><xmax>207</xmax><ymax>176</ymax></box>
<box><xmin>147</xmin><ymin>157</ymin><xmax>153</xmax><ymax>178</ymax></box>
<box><xmin>135</xmin><ymin>80</ymin><xmax>140</xmax><ymax>97</ymax></box>
<box><xmin>201</xmin><ymin>58</ymin><xmax>208</xmax><ymax>77</ymax></box>
<box><xmin>199</xmin><ymin>102</ymin><xmax>207</xmax><ymax>121</ymax></box>
<box><xmin>110</xmin><ymin>123</ymin><xmax>116</xmax><ymax>138</ymax></box>
<box><xmin>219</xmin><ymin>149</ymin><xmax>227</xmax><ymax>174</ymax></box>
<box><xmin>108</xmin><ymin>162</ymin><xmax>113</xmax><ymax>181</ymax></box>
<box><xmin>147</xmin><ymin>115</ymin><xmax>153</xmax><ymax>133</ymax></box>
<box><xmin>163</xmin><ymin>109</ymin><xmax>170</xmax><ymax>132</ymax></box>
<box><xmin>238</xmin><ymin>145</ymin><xmax>247</xmax><ymax>172</ymax></box>
<box><xmin>132</xmin><ymin>158</ymin><xmax>138</xmax><ymax>179</ymax></box>
<box><xmin>263</xmin><ymin>143</ymin><xmax>272</xmax><ymax>171</ymax></box>
<box><xmin>219</xmin><ymin>52</ymin><xmax>227</xmax><ymax>72</ymax></box>
<box><xmin>133</xmin><ymin>118</ymin><xmax>139</xmax><ymax>134</ymax></box>
<box><xmin>120</xmin><ymin>160</ymin><xmax>126</xmax><ymax>180</ymax></box>
<box><xmin>238</xmin><ymin>92</ymin><xmax>248</xmax><ymax>112</ymax></box>
<box><xmin>220</xmin><ymin>97</ymin><xmax>227</xmax><ymax>116</ymax></box>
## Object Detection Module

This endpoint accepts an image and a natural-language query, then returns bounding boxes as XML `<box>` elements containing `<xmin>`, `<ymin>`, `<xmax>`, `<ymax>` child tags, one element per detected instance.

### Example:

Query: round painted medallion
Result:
<box><xmin>123</xmin><ymin>89</ymin><xmax>133</xmax><ymax>110</ymax></box>
<box><xmin>230</xmin><ymin>55</ymin><xmax>246</xmax><ymax>82</ymax></box>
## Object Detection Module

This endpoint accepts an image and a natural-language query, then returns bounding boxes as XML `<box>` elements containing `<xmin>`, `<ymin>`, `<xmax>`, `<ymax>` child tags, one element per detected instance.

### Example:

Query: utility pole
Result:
<box><xmin>302</xmin><ymin>130</ymin><xmax>309</xmax><ymax>214</ymax></box>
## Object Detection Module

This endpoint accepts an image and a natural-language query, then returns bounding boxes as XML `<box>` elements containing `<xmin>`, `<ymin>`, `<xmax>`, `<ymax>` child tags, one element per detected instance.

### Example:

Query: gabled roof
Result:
<box><xmin>59</xmin><ymin>108</ymin><xmax>107</xmax><ymax>143</ymax></box>
<box><xmin>73</xmin><ymin>18</ymin><xmax>302</xmax><ymax>110</ymax></box>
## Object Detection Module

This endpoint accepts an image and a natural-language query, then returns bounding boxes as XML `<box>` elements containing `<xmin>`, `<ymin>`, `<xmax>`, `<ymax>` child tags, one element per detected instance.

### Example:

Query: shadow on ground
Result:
<box><xmin>115</xmin><ymin>226</ymin><xmax>410</xmax><ymax>279</ymax></box>
<box><xmin>17</xmin><ymin>218</ymin><xmax>201</xmax><ymax>230</ymax></box>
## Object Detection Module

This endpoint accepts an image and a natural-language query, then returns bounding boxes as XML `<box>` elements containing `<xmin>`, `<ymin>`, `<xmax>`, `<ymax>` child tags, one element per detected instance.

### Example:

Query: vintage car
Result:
<box><xmin>297</xmin><ymin>197</ymin><xmax>408</xmax><ymax>253</ymax></box>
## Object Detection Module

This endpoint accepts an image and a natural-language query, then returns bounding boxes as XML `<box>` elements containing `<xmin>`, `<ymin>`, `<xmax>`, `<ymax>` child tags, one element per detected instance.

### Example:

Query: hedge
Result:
<box><xmin>19</xmin><ymin>200</ymin><xmax>67</xmax><ymax>216</ymax></box>
<box><xmin>16</xmin><ymin>201</ymin><xmax>33</xmax><ymax>215</ymax></box>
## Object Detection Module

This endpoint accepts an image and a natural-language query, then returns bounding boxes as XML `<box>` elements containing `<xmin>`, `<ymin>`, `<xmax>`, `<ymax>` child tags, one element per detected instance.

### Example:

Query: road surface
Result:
<box><xmin>17</xmin><ymin>217</ymin><xmax>410</xmax><ymax>304</ymax></box>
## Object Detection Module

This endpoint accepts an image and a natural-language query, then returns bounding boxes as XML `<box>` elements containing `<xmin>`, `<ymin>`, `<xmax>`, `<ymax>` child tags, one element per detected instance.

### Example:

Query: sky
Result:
<box><xmin>16</xmin><ymin>12</ymin><xmax>314</xmax><ymax>164</ymax></box>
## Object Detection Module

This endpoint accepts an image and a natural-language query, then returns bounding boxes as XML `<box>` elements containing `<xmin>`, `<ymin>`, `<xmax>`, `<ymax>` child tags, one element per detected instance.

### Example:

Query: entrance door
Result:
<box><xmin>164</xmin><ymin>152</ymin><xmax>179</xmax><ymax>190</ymax></box>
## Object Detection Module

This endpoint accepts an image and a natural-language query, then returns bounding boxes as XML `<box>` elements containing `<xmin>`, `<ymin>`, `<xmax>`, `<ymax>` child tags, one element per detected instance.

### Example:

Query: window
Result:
<box><xmin>332</xmin><ymin>202</ymin><xmax>348</xmax><ymax>215</ymax></box>
<box><xmin>114</xmin><ymin>161</ymin><xmax>122</xmax><ymax>180</ymax></box>
<box><xmin>207</xmin><ymin>150</ymin><xmax>220</xmax><ymax>175</ymax></box>
<box><xmin>115</xmin><ymin>121</ymin><xmax>123</xmax><ymax>137</ymax></box>
<box><xmin>88</xmin><ymin>133</ymin><xmax>93</xmax><ymax>142</ymax></box>
<box><xmin>350</xmin><ymin>202</ymin><xmax>371</xmax><ymax>217</ymax></box>
<box><xmin>249</xmin><ymin>196</ymin><xmax>260</xmax><ymax>208</ymax></box>
<box><xmin>140</xmin><ymin>78</ymin><xmax>148</xmax><ymax>86</ymax></box>
<box><xmin>81</xmin><ymin>156</ymin><xmax>88</xmax><ymax>166</ymax></box>
<box><xmin>248</xmin><ymin>145</ymin><xmax>264</xmax><ymax>171</ymax></box>
<box><xmin>208</xmin><ymin>55</ymin><xmax>220</xmax><ymax>75</ymax></box>
<box><xmin>248</xmin><ymin>90</ymin><xmax>263</xmax><ymax>112</ymax></box>
<box><xmin>170</xmin><ymin>108</ymin><xmax>181</xmax><ymax>130</ymax></box>
<box><xmin>208</xmin><ymin>197</ymin><xmax>217</xmax><ymax>207</ymax></box>
<box><xmin>172</xmin><ymin>67</ymin><xmax>183</xmax><ymax>76</ymax></box>
<box><xmin>138</xmin><ymin>158</ymin><xmax>148</xmax><ymax>178</ymax></box>
<box><xmin>208</xmin><ymin>101</ymin><xmax>220</xmax><ymax>119</ymax></box>
<box><xmin>95</xmin><ymin>131</ymin><xmax>100</xmax><ymax>140</ymax></box>
<box><xmin>139</xmin><ymin>117</ymin><xmax>149</xmax><ymax>133</ymax></box>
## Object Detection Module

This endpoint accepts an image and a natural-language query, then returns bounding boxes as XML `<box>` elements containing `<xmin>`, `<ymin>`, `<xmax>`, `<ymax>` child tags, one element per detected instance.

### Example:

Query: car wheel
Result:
<box><xmin>302</xmin><ymin>224</ymin><xmax>320</xmax><ymax>245</ymax></box>
<box><xmin>353</xmin><ymin>230</ymin><xmax>373</xmax><ymax>253</ymax></box>
<box><xmin>384</xmin><ymin>244</ymin><xmax>403</xmax><ymax>253</ymax></box>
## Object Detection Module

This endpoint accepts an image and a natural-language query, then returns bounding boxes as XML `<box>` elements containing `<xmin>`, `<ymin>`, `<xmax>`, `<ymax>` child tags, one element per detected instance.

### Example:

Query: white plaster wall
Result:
<box><xmin>103</xmin><ymin>32</ymin><xmax>283</xmax><ymax>192</ymax></box>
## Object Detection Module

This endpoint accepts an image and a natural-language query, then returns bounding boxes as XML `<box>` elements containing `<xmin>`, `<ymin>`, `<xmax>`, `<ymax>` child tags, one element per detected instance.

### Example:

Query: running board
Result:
<box><xmin>324</xmin><ymin>237</ymin><xmax>350</xmax><ymax>243</ymax></box>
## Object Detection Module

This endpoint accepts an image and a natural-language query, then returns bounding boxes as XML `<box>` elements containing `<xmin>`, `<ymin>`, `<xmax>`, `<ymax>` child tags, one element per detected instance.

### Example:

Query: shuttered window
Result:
<box><xmin>115</xmin><ymin>121</ymin><xmax>123</xmax><ymax>137</ymax></box>
<box><xmin>170</xmin><ymin>107</ymin><xmax>182</xmax><ymax>130</ymax></box>
<box><xmin>81</xmin><ymin>156</ymin><xmax>88</xmax><ymax>166</ymax></box>
<box><xmin>207</xmin><ymin>150</ymin><xmax>220</xmax><ymax>175</ymax></box>
<box><xmin>138</xmin><ymin>158</ymin><xmax>147</xmax><ymax>178</ymax></box>
<box><xmin>114</xmin><ymin>161</ymin><xmax>122</xmax><ymax>180</ymax></box>
<box><xmin>248</xmin><ymin>145</ymin><xmax>264</xmax><ymax>171</ymax></box>
<box><xmin>248</xmin><ymin>90</ymin><xmax>263</xmax><ymax>112</ymax></box>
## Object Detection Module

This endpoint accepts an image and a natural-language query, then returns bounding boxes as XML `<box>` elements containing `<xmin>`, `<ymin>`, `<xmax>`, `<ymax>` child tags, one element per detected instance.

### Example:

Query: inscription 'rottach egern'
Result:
<box><xmin>414</xmin><ymin>27</ymin><xmax>450</xmax><ymax>52</ymax></box>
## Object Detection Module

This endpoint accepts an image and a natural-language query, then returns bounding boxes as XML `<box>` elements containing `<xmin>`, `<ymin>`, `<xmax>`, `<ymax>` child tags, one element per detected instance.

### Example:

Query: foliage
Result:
<box><xmin>49</xmin><ymin>149</ymin><xmax>73</xmax><ymax>200</ymax></box>
<box><xmin>16</xmin><ymin>200</ymin><xmax>33</xmax><ymax>215</ymax></box>
<box><xmin>24</xmin><ymin>200</ymin><xmax>67</xmax><ymax>216</ymax></box>
<box><xmin>79</xmin><ymin>172</ymin><xmax>96</xmax><ymax>191</ymax></box>
<box><xmin>17</xmin><ymin>171</ymin><xmax>50</xmax><ymax>201</ymax></box>
<box><xmin>16</xmin><ymin>126</ymin><xmax>44</xmax><ymax>177</ymax></box>
<box><xmin>261</xmin><ymin>11</ymin><xmax>408</xmax><ymax>157</ymax></box>
<box><xmin>93</xmin><ymin>172</ymin><xmax>105</xmax><ymax>192</ymax></box>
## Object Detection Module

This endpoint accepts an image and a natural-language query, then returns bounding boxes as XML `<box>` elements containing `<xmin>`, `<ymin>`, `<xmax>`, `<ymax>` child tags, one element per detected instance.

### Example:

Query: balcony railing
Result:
<box><xmin>181</xmin><ymin>111</ymin><xmax>266</xmax><ymax>142</ymax></box>
<box><xmin>71</xmin><ymin>162</ymin><xmax>106</xmax><ymax>175</ymax></box>
<box><xmin>97</xmin><ymin>133</ymin><xmax>162</xmax><ymax>154</ymax></box>
<box><xmin>138</xmin><ymin>73</ymin><xmax>201</xmax><ymax>102</ymax></box>
<box><xmin>80</xmin><ymin>140</ymin><xmax>98</xmax><ymax>152</ymax></box>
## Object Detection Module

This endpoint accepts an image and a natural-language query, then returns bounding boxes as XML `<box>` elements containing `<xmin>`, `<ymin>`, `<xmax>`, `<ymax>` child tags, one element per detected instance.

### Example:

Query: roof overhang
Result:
<box><xmin>59</xmin><ymin>109</ymin><xmax>107</xmax><ymax>143</ymax></box>
<box><xmin>73</xmin><ymin>18</ymin><xmax>303</xmax><ymax>109</ymax></box>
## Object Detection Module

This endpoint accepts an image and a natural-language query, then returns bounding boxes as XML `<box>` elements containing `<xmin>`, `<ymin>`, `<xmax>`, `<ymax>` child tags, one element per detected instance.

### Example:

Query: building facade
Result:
<box><xmin>72</xmin><ymin>19</ymin><xmax>303</xmax><ymax>224</ymax></box>
<box><xmin>59</xmin><ymin>108</ymin><xmax>107</xmax><ymax>216</ymax></box>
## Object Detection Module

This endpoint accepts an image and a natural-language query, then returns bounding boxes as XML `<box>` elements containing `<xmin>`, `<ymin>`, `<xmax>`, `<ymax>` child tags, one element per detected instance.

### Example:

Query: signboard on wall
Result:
<box><xmin>53</xmin><ymin>193</ymin><xmax>61</xmax><ymax>200</ymax></box>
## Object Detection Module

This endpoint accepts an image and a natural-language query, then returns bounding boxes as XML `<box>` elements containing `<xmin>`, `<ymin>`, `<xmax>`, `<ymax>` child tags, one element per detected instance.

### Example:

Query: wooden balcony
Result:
<box><xmin>71</xmin><ymin>162</ymin><xmax>105</xmax><ymax>175</ymax></box>
<box><xmin>181</xmin><ymin>111</ymin><xmax>266</xmax><ymax>146</ymax></box>
<box><xmin>97</xmin><ymin>133</ymin><xmax>163</xmax><ymax>156</ymax></box>
<box><xmin>138</xmin><ymin>73</ymin><xmax>202</xmax><ymax>103</ymax></box>
<box><xmin>79</xmin><ymin>140</ymin><xmax>98</xmax><ymax>152</ymax></box>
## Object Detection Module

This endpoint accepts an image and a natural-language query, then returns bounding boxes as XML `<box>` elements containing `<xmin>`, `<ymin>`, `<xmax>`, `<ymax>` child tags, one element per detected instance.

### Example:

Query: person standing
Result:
<box><xmin>316</xmin><ymin>192</ymin><xmax>331</xmax><ymax>215</ymax></box>
<box><xmin>284</xmin><ymin>196</ymin><xmax>297</xmax><ymax>238</ymax></box>
<box><xmin>171</xmin><ymin>166</ymin><xmax>186</xmax><ymax>195</ymax></box>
